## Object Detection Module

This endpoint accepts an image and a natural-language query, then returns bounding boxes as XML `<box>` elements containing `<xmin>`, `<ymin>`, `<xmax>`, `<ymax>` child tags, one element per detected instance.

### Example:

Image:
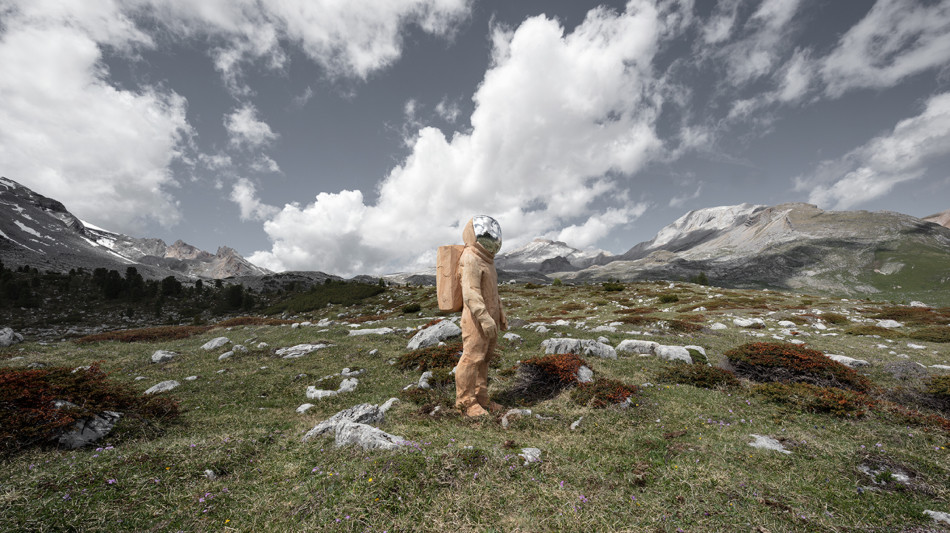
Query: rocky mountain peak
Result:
<box><xmin>166</xmin><ymin>240</ymin><xmax>212</xmax><ymax>261</ymax></box>
<box><xmin>923</xmin><ymin>209</ymin><xmax>950</xmax><ymax>229</ymax></box>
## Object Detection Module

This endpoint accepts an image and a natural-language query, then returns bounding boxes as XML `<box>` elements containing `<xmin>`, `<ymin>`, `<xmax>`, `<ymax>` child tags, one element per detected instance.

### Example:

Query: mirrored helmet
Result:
<box><xmin>472</xmin><ymin>215</ymin><xmax>502</xmax><ymax>256</ymax></box>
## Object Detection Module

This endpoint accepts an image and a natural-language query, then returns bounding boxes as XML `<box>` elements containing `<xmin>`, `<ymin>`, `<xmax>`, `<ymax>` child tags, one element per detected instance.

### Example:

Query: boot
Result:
<box><xmin>463</xmin><ymin>404</ymin><xmax>489</xmax><ymax>417</ymax></box>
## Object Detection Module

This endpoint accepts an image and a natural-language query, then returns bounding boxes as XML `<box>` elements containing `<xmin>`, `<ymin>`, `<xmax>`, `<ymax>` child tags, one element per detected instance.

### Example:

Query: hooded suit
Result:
<box><xmin>455</xmin><ymin>217</ymin><xmax>507</xmax><ymax>415</ymax></box>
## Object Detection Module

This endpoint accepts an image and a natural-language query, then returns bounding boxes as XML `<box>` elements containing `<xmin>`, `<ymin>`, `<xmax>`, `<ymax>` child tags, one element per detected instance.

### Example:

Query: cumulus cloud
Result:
<box><xmin>225</xmin><ymin>104</ymin><xmax>278</xmax><ymax>149</ymax></box>
<box><xmin>0</xmin><ymin>1</ymin><xmax>190</xmax><ymax>233</ymax></box>
<box><xmin>229</xmin><ymin>178</ymin><xmax>280</xmax><ymax>221</ymax></box>
<box><xmin>820</xmin><ymin>0</ymin><xmax>950</xmax><ymax>98</ymax></box>
<box><xmin>795</xmin><ymin>92</ymin><xmax>950</xmax><ymax>210</ymax></box>
<box><xmin>250</xmin><ymin>2</ymin><xmax>671</xmax><ymax>275</ymax></box>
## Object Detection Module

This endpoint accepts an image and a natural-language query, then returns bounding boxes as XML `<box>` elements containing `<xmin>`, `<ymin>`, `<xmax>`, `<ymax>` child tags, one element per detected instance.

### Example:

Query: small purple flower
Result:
<box><xmin>107</xmin><ymin>478</ymin><xmax>117</xmax><ymax>484</ymax></box>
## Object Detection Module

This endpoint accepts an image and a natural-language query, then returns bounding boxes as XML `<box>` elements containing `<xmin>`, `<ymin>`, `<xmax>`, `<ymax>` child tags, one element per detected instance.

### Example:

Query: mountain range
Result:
<box><xmin>0</xmin><ymin>177</ymin><xmax>268</xmax><ymax>280</ymax></box>
<box><xmin>2</xmin><ymin>176</ymin><xmax>949</xmax><ymax>303</ymax></box>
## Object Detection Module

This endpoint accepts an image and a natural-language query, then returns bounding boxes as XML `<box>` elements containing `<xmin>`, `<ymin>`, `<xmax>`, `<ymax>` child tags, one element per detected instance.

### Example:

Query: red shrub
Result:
<box><xmin>724</xmin><ymin>342</ymin><xmax>872</xmax><ymax>392</ymax></box>
<box><xmin>572</xmin><ymin>378</ymin><xmax>637</xmax><ymax>408</ymax></box>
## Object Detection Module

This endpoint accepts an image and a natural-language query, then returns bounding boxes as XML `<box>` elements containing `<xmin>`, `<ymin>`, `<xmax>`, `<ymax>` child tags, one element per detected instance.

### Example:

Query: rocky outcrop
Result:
<box><xmin>407</xmin><ymin>320</ymin><xmax>461</xmax><ymax>350</ymax></box>
<box><xmin>541</xmin><ymin>338</ymin><xmax>617</xmax><ymax>359</ymax></box>
<box><xmin>56</xmin><ymin>411</ymin><xmax>121</xmax><ymax>449</ymax></box>
<box><xmin>0</xmin><ymin>327</ymin><xmax>24</xmax><ymax>347</ymax></box>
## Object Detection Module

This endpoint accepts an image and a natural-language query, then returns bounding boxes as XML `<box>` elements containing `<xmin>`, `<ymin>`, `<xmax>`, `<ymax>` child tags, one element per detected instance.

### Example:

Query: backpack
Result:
<box><xmin>436</xmin><ymin>245</ymin><xmax>464</xmax><ymax>312</ymax></box>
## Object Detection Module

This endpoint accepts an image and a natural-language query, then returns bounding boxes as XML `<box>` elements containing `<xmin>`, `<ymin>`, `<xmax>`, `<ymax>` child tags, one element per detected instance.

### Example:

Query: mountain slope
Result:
<box><xmin>563</xmin><ymin>202</ymin><xmax>950</xmax><ymax>303</ymax></box>
<box><xmin>495</xmin><ymin>238</ymin><xmax>612</xmax><ymax>272</ymax></box>
<box><xmin>0</xmin><ymin>177</ymin><xmax>268</xmax><ymax>279</ymax></box>
<box><xmin>923</xmin><ymin>209</ymin><xmax>950</xmax><ymax>229</ymax></box>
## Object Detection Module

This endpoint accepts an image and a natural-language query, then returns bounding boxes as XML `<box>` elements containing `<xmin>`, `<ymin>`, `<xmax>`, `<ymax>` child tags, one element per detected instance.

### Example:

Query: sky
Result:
<box><xmin>1</xmin><ymin>0</ymin><xmax>949</xmax><ymax>276</ymax></box>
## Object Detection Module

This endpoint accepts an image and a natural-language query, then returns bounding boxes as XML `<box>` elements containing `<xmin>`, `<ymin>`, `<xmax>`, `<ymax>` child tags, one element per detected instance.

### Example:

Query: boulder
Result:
<box><xmin>503</xmin><ymin>332</ymin><xmax>523</xmax><ymax>344</ymax></box>
<box><xmin>519</xmin><ymin>447</ymin><xmax>542</xmax><ymax>465</ymax></box>
<box><xmin>232</xmin><ymin>344</ymin><xmax>248</xmax><ymax>353</ymax></box>
<box><xmin>144</xmin><ymin>380</ymin><xmax>180</xmax><ymax>395</ymax></box>
<box><xmin>201</xmin><ymin>337</ymin><xmax>230</xmax><ymax>350</ymax></box>
<box><xmin>733</xmin><ymin>318</ymin><xmax>765</xmax><ymax>328</ymax></box>
<box><xmin>297</xmin><ymin>403</ymin><xmax>315</xmax><ymax>414</ymax></box>
<box><xmin>777</xmin><ymin>321</ymin><xmax>798</xmax><ymax>329</ymax></box>
<box><xmin>348</xmin><ymin>327</ymin><xmax>395</xmax><ymax>336</ymax></box>
<box><xmin>150</xmin><ymin>350</ymin><xmax>177</xmax><ymax>364</ymax></box>
<box><xmin>0</xmin><ymin>327</ymin><xmax>24</xmax><ymax>347</ymax></box>
<box><xmin>541</xmin><ymin>338</ymin><xmax>617</xmax><ymax>359</ymax></box>
<box><xmin>825</xmin><ymin>354</ymin><xmax>870</xmax><ymax>368</ymax></box>
<box><xmin>303</xmin><ymin>400</ymin><xmax>400</xmax><ymax>442</ymax></box>
<box><xmin>57</xmin><ymin>411</ymin><xmax>121</xmax><ymax>449</ymax></box>
<box><xmin>535</xmin><ymin>325</ymin><xmax>550</xmax><ymax>334</ymax></box>
<box><xmin>655</xmin><ymin>345</ymin><xmax>692</xmax><ymax>364</ymax></box>
<box><xmin>924</xmin><ymin>510</ymin><xmax>950</xmax><ymax>526</ymax></box>
<box><xmin>217</xmin><ymin>351</ymin><xmax>234</xmax><ymax>361</ymax></box>
<box><xmin>334</xmin><ymin>422</ymin><xmax>404</xmax><ymax>450</ymax></box>
<box><xmin>276</xmin><ymin>343</ymin><xmax>329</xmax><ymax>359</ymax></box>
<box><xmin>407</xmin><ymin>320</ymin><xmax>462</xmax><ymax>350</ymax></box>
<box><xmin>338</xmin><ymin>378</ymin><xmax>358</xmax><ymax>393</ymax></box>
<box><xmin>617</xmin><ymin>339</ymin><xmax>658</xmax><ymax>355</ymax></box>
<box><xmin>709</xmin><ymin>323</ymin><xmax>727</xmax><ymax>330</ymax></box>
<box><xmin>576</xmin><ymin>365</ymin><xmax>593</xmax><ymax>383</ymax></box>
<box><xmin>876</xmin><ymin>320</ymin><xmax>903</xmax><ymax>329</ymax></box>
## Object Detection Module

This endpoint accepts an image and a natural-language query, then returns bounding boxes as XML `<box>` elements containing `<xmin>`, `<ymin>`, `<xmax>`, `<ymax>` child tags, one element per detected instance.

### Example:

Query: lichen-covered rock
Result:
<box><xmin>407</xmin><ymin>320</ymin><xmax>462</xmax><ymax>350</ymax></box>
<box><xmin>334</xmin><ymin>422</ymin><xmax>404</xmax><ymax>450</ymax></box>
<box><xmin>655</xmin><ymin>345</ymin><xmax>692</xmax><ymax>364</ymax></box>
<box><xmin>541</xmin><ymin>338</ymin><xmax>616</xmax><ymax>359</ymax></box>
<box><xmin>201</xmin><ymin>337</ymin><xmax>230</xmax><ymax>350</ymax></box>
<box><xmin>144</xmin><ymin>380</ymin><xmax>180</xmax><ymax>395</ymax></box>
<box><xmin>616</xmin><ymin>339</ymin><xmax>658</xmax><ymax>355</ymax></box>
<box><xmin>150</xmin><ymin>350</ymin><xmax>177</xmax><ymax>364</ymax></box>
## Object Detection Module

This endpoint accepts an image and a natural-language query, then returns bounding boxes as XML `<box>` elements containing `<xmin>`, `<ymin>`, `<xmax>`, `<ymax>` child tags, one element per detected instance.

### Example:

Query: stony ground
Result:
<box><xmin>1</xmin><ymin>281</ymin><xmax>949</xmax><ymax>532</ymax></box>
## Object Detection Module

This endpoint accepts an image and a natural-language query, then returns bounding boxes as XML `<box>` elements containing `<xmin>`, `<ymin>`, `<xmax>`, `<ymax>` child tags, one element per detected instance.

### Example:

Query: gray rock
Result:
<box><xmin>596</xmin><ymin>336</ymin><xmax>610</xmax><ymax>344</ymax></box>
<box><xmin>570</xmin><ymin>417</ymin><xmax>583</xmax><ymax>431</ymax></box>
<box><xmin>203</xmin><ymin>469</ymin><xmax>217</xmax><ymax>480</ymax></box>
<box><xmin>303</xmin><ymin>403</ymin><xmax>388</xmax><ymax>441</ymax></box>
<box><xmin>907</xmin><ymin>342</ymin><xmax>926</xmax><ymax>350</ymax></box>
<box><xmin>379</xmin><ymin>397</ymin><xmax>399</xmax><ymax>413</ymax></box>
<box><xmin>876</xmin><ymin>319</ymin><xmax>903</xmax><ymax>329</ymax></box>
<box><xmin>217</xmin><ymin>351</ymin><xmax>234</xmax><ymax>361</ymax></box>
<box><xmin>519</xmin><ymin>447</ymin><xmax>542</xmax><ymax>465</ymax></box>
<box><xmin>306</xmin><ymin>388</ymin><xmax>338</xmax><ymax>400</ymax></box>
<box><xmin>655</xmin><ymin>345</ymin><xmax>692</xmax><ymax>364</ymax></box>
<box><xmin>501</xmin><ymin>408</ymin><xmax>532</xmax><ymax>429</ymax></box>
<box><xmin>709</xmin><ymin>322</ymin><xmax>728</xmax><ymax>330</ymax></box>
<box><xmin>576</xmin><ymin>365</ymin><xmax>593</xmax><ymax>383</ymax></box>
<box><xmin>825</xmin><ymin>354</ymin><xmax>870</xmax><ymax>368</ymax></box>
<box><xmin>72</xmin><ymin>365</ymin><xmax>91</xmax><ymax>373</ymax></box>
<box><xmin>57</xmin><ymin>411</ymin><xmax>121</xmax><ymax>449</ymax></box>
<box><xmin>334</xmin><ymin>422</ymin><xmax>404</xmax><ymax>450</ymax></box>
<box><xmin>184</xmin><ymin>375</ymin><xmax>198</xmax><ymax>381</ymax></box>
<box><xmin>417</xmin><ymin>371</ymin><xmax>434</xmax><ymax>390</ymax></box>
<box><xmin>909</xmin><ymin>301</ymin><xmax>929</xmax><ymax>308</ymax></box>
<box><xmin>777</xmin><ymin>320</ymin><xmax>798</xmax><ymax>328</ymax></box>
<box><xmin>348</xmin><ymin>327</ymin><xmax>395</xmax><ymax>336</ymax></box>
<box><xmin>201</xmin><ymin>337</ymin><xmax>230</xmax><ymax>350</ymax></box>
<box><xmin>535</xmin><ymin>325</ymin><xmax>550</xmax><ymax>334</ymax></box>
<box><xmin>53</xmin><ymin>400</ymin><xmax>79</xmax><ymax>409</ymax></box>
<box><xmin>924</xmin><ymin>510</ymin><xmax>950</xmax><ymax>526</ymax></box>
<box><xmin>340</xmin><ymin>367</ymin><xmax>365</xmax><ymax>378</ymax></box>
<box><xmin>0</xmin><ymin>327</ymin><xmax>23</xmax><ymax>347</ymax></box>
<box><xmin>541</xmin><ymin>338</ymin><xmax>617</xmax><ymax>359</ymax></box>
<box><xmin>144</xmin><ymin>380</ymin><xmax>180</xmax><ymax>395</ymax></box>
<box><xmin>338</xmin><ymin>377</ymin><xmax>358</xmax><ymax>393</ymax></box>
<box><xmin>407</xmin><ymin>320</ymin><xmax>462</xmax><ymax>350</ymax></box>
<box><xmin>733</xmin><ymin>318</ymin><xmax>765</xmax><ymax>328</ymax></box>
<box><xmin>369</xmin><ymin>349</ymin><xmax>379</xmax><ymax>356</ymax></box>
<box><xmin>232</xmin><ymin>344</ymin><xmax>248</xmax><ymax>353</ymax></box>
<box><xmin>150</xmin><ymin>350</ymin><xmax>178</xmax><ymax>364</ymax></box>
<box><xmin>257</xmin><ymin>342</ymin><xmax>269</xmax><ymax>349</ymax></box>
<box><xmin>931</xmin><ymin>365</ymin><xmax>950</xmax><ymax>370</ymax></box>
<box><xmin>296</xmin><ymin>403</ymin><xmax>315</xmax><ymax>414</ymax></box>
<box><xmin>590</xmin><ymin>325</ymin><xmax>616</xmax><ymax>333</ymax></box>
<box><xmin>616</xmin><ymin>339</ymin><xmax>659</xmax><ymax>355</ymax></box>
<box><xmin>276</xmin><ymin>343</ymin><xmax>329</xmax><ymax>359</ymax></box>
<box><xmin>748</xmin><ymin>434</ymin><xmax>791</xmax><ymax>454</ymax></box>
<box><xmin>503</xmin><ymin>332</ymin><xmax>523</xmax><ymax>344</ymax></box>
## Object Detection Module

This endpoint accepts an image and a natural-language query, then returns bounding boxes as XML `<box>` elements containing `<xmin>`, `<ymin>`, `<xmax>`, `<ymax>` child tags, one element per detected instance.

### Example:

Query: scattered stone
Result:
<box><xmin>655</xmin><ymin>345</ymin><xmax>692</xmax><ymax>364</ymax></box>
<box><xmin>907</xmin><ymin>343</ymin><xmax>926</xmax><ymax>350</ymax></box>
<box><xmin>316</xmin><ymin>318</ymin><xmax>334</xmax><ymax>327</ymax></box>
<box><xmin>340</xmin><ymin>367</ymin><xmax>365</xmax><ymax>378</ymax></box>
<box><xmin>57</xmin><ymin>411</ymin><xmax>121</xmax><ymax>449</ymax></box>
<box><xmin>53</xmin><ymin>400</ymin><xmax>79</xmax><ymax>409</ymax></box>
<box><xmin>570</xmin><ymin>417</ymin><xmax>584</xmax><ymax>431</ymax></box>
<box><xmin>501</xmin><ymin>408</ymin><xmax>532</xmax><ymax>429</ymax></box>
<box><xmin>218</xmin><ymin>351</ymin><xmax>234</xmax><ymax>361</ymax></box>
<box><xmin>150</xmin><ymin>350</ymin><xmax>178</xmax><ymax>364</ymax></box>
<box><xmin>590</xmin><ymin>325</ymin><xmax>617</xmax><ymax>333</ymax></box>
<box><xmin>302</xmin><ymin>400</ymin><xmax>397</xmax><ymax>441</ymax></box>
<box><xmin>748</xmin><ymin>434</ymin><xmax>791</xmax><ymax>454</ymax></box>
<box><xmin>348</xmin><ymin>327</ymin><xmax>395</xmax><ymax>336</ymax></box>
<box><xmin>909</xmin><ymin>301</ymin><xmax>930</xmax><ymax>308</ymax></box>
<box><xmin>519</xmin><ymin>447</ymin><xmax>542</xmax><ymax>465</ymax></box>
<box><xmin>369</xmin><ymin>349</ymin><xmax>379</xmax><ymax>356</ymax></box>
<box><xmin>257</xmin><ymin>342</ymin><xmax>269</xmax><ymax>349</ymax></box>
<box><xmin>503</xmin><ymin>332</ymin><xmax>523</xmax><ymax>344</ymax></box>
<box><xmin>216</xmin><ymin>369</ymin><xmax>227</xmax><ymax>374</ymax></box>
<box><xmin>380</xmin><ymin>398</ymin><xmax>399</xmax><ymax>413</ymax></box>
<box><xmin>876</xmin><ymin>320</ymin><xmax>903</xmax><ymax>329</ymax></box>
<box><xmin>201</xmin><ymin>337</ymin><xmax>230</xmax><ymax>350</ymax></box>
<box><xmin>0</xmin><ymin>327</ymin><xmax>24</xmax><ymax>347</ymax></box>
<box><xmin>825</xmin><ymin>354</ymin><xmax>870</xmax><ymax>368</ymax></box>
<box><xmin>338</xmin><ymin>377</ymin><xmax>358</xmax><ymax>393</ymax></box>
<box><xmin>296</xmin><ymin>403</ymin><xmax>315</xmax><ymax>414</ymax></box>
<box><xmin>276</xmin><ymin>343</ymin><xmax>329</xmax><ymax>359</ymax></box>
<box><xmin>417</xmin><ymin>371</ymin><xmax>434</xmax><ymax>390</ymax></box>
<box><xmin>709</xmin><ymin>323</ymin><xmax>728</xmax><ymax>330</ymax></box>
<box><xmin>134</xmin><ymin>376</ymin><xmax>146</xmax><ymax>381</ymax></box>
<box><xmin>27</xmin><ymin>362</ymin><xmax>46</xmax><ymax>369</ymax></box>
<box><xmin>924</xmin><ymin>510</ymin><xmax>950</xmax><ymax>526</ymax></box>
<box><xmin>777</xmin><ymin>320</ymin><xmax>798</xmax><ymax>328</ymax></box>
<box><xmin>334</xmin><ymin>422</ymin><xmax>404</xmax><ymax>451</ymax></box>
<box><xmin>232</xmin><ymin>344</ymin><xmax>248</xmax><ymax>353</ymax></box>
<box><xmin>617</xmin><ymin>339</ymin><xmax>659</xmax><ymax>355</ymax></box>
<box><xmin>931</xmin><ymin>365</ymin><xmax>950</xmax><ymax>371</ymax></box>
<box><xmin>733</xmin><ymin>318</ymin><xmax>765</xmax><ymax>328</ymax></box>
<box><xmin>203</xmin><ymin>469</ymin><xmax>217</xmax><ymax>480</ymax></box>
<box><xmin>184</xmin><ymin>375</ymin><xmax>198</xmax><ymax>381</ymax></box>
<box><xmin>72</xmin><ymin>365</ymin><xmax>91</xmax><ymax>373</ymax></box>
<box><xmin>576</xmin><ymin>365</ymin><xmax>594</xmax><ymax>383</ymax></box>
<box><xmin>790</xmin><ymin>339</ymin><xmax>805</xmax><ymax>345</ymax></box>
<box><xmin>407</xmin><ymin>320</ymin><xmax>462</xmax><ymax>350</ymax></box>
<box><xmin>144</xmin><ymin>380</ymin><xmax>180</xmax><ymax>395</ymax></box>
<box><xmin>291</xmin><ymin>323</ymin><xmax>300</xmax><ymax>329</ymax></box>
<box><xmin>541</xmin><ymin>338</ymin><xmax>616</xmax><ymax>359</ymax></box>
<box><xmin>535</xmin><ymin>325</ymin><xmax>550</xmax><ymax>334</ymax></box>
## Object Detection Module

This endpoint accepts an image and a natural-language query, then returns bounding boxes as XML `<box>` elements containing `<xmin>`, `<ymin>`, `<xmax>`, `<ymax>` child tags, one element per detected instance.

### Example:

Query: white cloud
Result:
<box><xmin>821</xmin><ymin>0</ymin><xmax>950</xmax><ymax>98</ymax></box>
<box><xmin>435</xmin><ymin>97</ymin><xmax>461</xmax><ymax>123</ymax></box>
<box><xmin>717</xmin><ymin>0</ymin><xmax>803</xmax><ymax>86</ymax></box>
<box><xmin>795</xmin><ymin>92</ymin><xmax>950</xmax><ymax>209</ymax></box>
<box><xmin>229</xmin><ymin>178</ymin><xmax>279</xmax><ymax>221</ymax></box>
<box><xmin>250</xmin><ymin>2</ymin><xmax>670</xmax><ymax>275</ymax></box>
<box><xmin>225</xmin><ymin>104</ymin><xmax>278</xmax><ymax>149</ymax></box>
<box><xmin>250</xmin><ymin>155</ymin><xmax>281</xmax><ymax>174</ymax></box>
<box><xmin>0</xmin><ymin>3</ymin><xmax>190</xmax><ymax>233</ymax></box>
<box><xmin>669</xmin><ymin>183</ymin><xmax>703</xmax><ymax>208</ymax></box>
<box><xmin>550</xmin><ymin>205</ymin><xmax>649</xmax><ymax>248</ymax></box>
<box><xmin>292</xmin><ymin>86</ymin><xmax>315</xmax><ymax>108</ymax></box>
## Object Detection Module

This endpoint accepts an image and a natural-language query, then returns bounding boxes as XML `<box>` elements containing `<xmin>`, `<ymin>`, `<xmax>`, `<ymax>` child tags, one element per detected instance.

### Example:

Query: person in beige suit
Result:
<box><xmin>455</xmin><ymin>215</ymin><xmax>507</xmax><ymax>417</ymax></box>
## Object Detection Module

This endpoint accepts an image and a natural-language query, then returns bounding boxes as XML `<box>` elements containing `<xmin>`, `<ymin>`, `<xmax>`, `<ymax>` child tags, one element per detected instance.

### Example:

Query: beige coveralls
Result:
<box><xmin>455</xmin><ymin>218</ymin><xmax>507</xmax><ymax>415</ymax></box>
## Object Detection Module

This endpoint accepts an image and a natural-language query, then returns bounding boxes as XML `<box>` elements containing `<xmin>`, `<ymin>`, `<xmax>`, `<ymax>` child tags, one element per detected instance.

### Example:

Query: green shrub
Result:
<box><xmin>658</xmin><ymin>294</ymin><xmax>680</xmax><ymax>304</ymax></box>
<box><xmin>0</xmin><ymin>364</ymin><xmax>181</xmax><ymax>456</ymax></box>
<box><xmin>926</xmin><ymin>375</ymin><xmax>950</xmax><ymax>400</ymax></box>
<box><xmin>265</xmin><ymin>280</ymin><xmax>385</xmax><ymax>314</ymax></box>
<box><xmin>396</xmin><ymin>341</ymin><xmax>463</xmax><ymax>372</ymax></box>
<box><xmin>668</xmin><ymin>319</ymin><xmax>702</xmax><ymax>333</ymax></box>
<box><xmin>822</xmin><ymin>312</ymin><xmax>849</xmax><ymax>325</ymax></box>
<box><xmin>869</xmin><ymin>307</ymin><xmax>949</xmax><ymax>326</ymax></box>
<box><xmin>402</xmin><ymin>303</ymin><xmax>422</xmax><ymax>314</ymax></box>
<box><xmin>571</xmin><ymin>377</ymin><xmax>637</xmax><ymax>408</ymax></box>
<box><xmin>602</xmin><ymin>281</ymin><xmax>625</xmax><ymax>292</ymax></box>
<box><xmin>724</xmin><ymin>342</ymin><xmax>872</xmax><ymax>392</ymax></box>
<box><xmin>657</xmin><ymin>364</ymin><xmax>738</xmax><ymax>389</ymax></box>
<box><xmin>686</xmin><ymin>348</ymin><xmax>709</xmax><ymax>365</ymax></box>
<box><xmin>844</xmin><ymin>325</ymin><xmax>904</xmax><ymax>338</ymax></box>
<box><xmin>907</xmin><ymin>326</ymin><xmax>950</xmax><ymax>343</ymax></box>
<box><xmin>752</xmin><ymin>382</ymin><xmax>873</xmax><ymax>418</ymax></box>
<box><xmin>552</xmin><ymin>278</ymin><xmax>563</xmax><ymax>286</ymax></box>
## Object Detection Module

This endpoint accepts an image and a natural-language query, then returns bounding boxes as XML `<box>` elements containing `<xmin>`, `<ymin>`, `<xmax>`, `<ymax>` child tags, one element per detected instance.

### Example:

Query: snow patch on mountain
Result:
<box><xmin>650</xmin><ymin>203</ymin><xmax>765</xmax><ymax>249</ymax></box>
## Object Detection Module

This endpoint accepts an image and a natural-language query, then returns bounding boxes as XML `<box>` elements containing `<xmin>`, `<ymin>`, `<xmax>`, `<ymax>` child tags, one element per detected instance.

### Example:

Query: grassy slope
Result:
<box><xmin>1</xmin><ymin>283</ymin><xmax>949</xmax><ymax>532</ymax></box>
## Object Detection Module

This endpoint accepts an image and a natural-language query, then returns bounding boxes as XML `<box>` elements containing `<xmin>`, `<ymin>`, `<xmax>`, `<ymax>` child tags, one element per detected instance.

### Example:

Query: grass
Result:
<box><xmin>1</xmin><ymin>282</ymin><xmax>949</xmax><ymax>532</ymax></box>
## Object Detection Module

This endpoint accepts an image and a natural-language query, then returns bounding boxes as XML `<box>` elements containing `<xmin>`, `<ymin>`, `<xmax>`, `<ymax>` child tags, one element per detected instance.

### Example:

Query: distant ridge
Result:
<box><xmin>0</xmin><ymin>176</ymin><xmax>269</xmax><ymax>280</ymax></box>
<box><xmin>923</xmin><ymin>209</ymin><xmax>950</xmax><ymax>229</ymax></box>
